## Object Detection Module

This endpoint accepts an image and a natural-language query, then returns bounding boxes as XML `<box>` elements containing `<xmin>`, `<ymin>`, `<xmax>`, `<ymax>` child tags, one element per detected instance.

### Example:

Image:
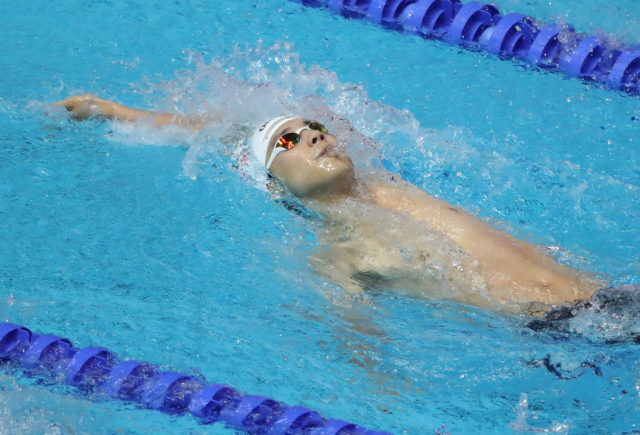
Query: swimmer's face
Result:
<box><xmin>267</xmin><ymin>119</ymin><xmax>355</xmax><ymax>199</ymax></box>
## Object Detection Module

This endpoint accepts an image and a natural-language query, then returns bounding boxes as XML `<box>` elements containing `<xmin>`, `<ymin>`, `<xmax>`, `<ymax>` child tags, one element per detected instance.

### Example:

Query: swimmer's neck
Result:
<box><xmin>301</xmin><ymin>175</ymin><xmax>362</xmax><ymax>206</ymax></box>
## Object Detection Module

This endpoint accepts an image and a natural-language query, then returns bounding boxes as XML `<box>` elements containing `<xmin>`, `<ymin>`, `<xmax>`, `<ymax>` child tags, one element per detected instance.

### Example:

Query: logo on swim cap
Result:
<box><xmin>251</xmin><ymin>116</ymin><xmax>297</xmax><ymax>170</ymax></box>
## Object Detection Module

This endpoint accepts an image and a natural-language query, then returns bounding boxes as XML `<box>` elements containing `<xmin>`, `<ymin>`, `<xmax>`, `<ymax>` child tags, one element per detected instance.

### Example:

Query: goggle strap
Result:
<box><xmin>266</xmin><ymin>146</ymin><xmax>286</xmax><ymax>170</ymax></box>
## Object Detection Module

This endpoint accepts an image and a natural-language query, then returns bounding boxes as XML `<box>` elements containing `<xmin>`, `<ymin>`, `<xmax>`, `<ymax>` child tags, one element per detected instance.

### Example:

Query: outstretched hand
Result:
<box><xmin>54</xmin><ymin>94</ymin><xmax>207</xmax><ymax>131</ymax></box>
<box><xmin>55</xmin><ymin>94</ymin><xmax>103</xmax><ymax>121</ymax></box>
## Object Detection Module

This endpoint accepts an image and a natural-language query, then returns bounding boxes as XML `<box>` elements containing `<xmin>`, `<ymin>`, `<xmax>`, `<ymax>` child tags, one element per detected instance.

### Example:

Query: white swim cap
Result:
<box><xmin>251</xmin><ymin>116</ymin><xmax>298</xmax><ymax>169</ymax></box>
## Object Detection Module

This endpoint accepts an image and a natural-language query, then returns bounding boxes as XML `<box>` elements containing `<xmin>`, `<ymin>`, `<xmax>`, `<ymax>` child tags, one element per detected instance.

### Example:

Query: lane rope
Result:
<box><xmin>0</xmin><ymin>323</ymin><xmax>393</xmax><ymax>435</ymax></box>
<box><xmin>297</xmin><ymin>0</ymin><xmax>640</xmax><ymax>93</ymax></box>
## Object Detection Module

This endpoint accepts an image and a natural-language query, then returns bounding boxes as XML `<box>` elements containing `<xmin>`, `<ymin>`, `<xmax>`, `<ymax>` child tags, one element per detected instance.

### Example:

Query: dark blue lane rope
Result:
<box><xmin>0</xmin><ymin>323</ymin><xmax>392</xmax><ymax>435</ymax></box>
<box><xmin>295</xmin><ymin>0</ymin><xmax>640</xmax><ymax>93</ymax></box>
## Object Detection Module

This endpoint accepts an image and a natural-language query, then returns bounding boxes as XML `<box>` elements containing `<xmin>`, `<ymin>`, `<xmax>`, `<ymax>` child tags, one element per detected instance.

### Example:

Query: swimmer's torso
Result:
<box><xmin>309</xmin><ymin>181</ymin><xmax>602</xmax><ymax>312</ymax></box>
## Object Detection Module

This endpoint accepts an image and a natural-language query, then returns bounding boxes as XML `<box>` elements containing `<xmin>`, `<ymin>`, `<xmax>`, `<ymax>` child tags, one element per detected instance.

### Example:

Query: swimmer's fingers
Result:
<box><xmin>55</xmin><ymin>94</ymin><xmax>101</xmax><ymax>121</ymax></box>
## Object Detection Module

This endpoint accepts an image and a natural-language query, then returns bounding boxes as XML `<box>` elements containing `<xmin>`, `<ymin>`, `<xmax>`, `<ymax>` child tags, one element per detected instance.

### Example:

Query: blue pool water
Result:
<box><xmin>1</xmin><ymin>0</ymin><xmax>640</xmax><ymax>433</ymax></box>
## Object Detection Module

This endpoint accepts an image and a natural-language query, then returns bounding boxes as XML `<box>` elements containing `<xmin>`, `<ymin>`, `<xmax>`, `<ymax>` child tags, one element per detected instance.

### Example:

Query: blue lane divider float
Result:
<box><xmin>0</xmin><ymin>323</ymin><xmax>392</xmax><ymax>435</ymax></box>
<box><xmin>296</xmin><ymin>0</ymin><xmax>640</xmax><ymax>93</ymax></box>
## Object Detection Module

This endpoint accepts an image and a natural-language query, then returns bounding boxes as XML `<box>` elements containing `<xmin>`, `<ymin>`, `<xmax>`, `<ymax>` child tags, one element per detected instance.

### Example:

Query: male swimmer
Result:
<box><xmin>55</xmin><ymin>94</ymin><xmax>605</xmax><ymax>314</ymax></box>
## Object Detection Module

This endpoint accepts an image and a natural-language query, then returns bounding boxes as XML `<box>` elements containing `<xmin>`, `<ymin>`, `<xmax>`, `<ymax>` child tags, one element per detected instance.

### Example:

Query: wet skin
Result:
<box><xmin>266</xmin><ymin>119</ymin><xmax>356</xmax><ymax>202</ymax></box>
<box><xmin>263</xmin><ymin>119</ymin><xmax>601</xmax><ymax>309</ymax></box>
<box><xmin>56</xmin><ymin>95</ymin><xmax>602</xmax><ymax>311</ymax></box>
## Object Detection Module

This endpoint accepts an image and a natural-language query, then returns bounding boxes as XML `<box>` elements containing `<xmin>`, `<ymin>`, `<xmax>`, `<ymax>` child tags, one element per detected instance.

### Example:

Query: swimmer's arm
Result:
<box><xmin>55</xmin><ymin>94</ymin><xmax>207</xmax><ymax>131</ymax></box>
<box><xmin>308</xmin><ymin>248</ymin><xmax>365</xmax><ymax>295</ymax></box>
<box><xmin>368</xmin><ymin>179</ymin><xmax>515</xmax><ymax>252</ymax></box>
<box><xmin>367</xmin><ymin>180</ymin><xmax>461</xmax><ymax>232</ymax></box>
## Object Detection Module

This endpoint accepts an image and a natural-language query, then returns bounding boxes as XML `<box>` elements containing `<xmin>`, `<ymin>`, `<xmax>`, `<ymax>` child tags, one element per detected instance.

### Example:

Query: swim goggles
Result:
<box><xmin>266</xmin><ymin>122</ymin><xmax>327</xmax><ymax>169</ymax></box>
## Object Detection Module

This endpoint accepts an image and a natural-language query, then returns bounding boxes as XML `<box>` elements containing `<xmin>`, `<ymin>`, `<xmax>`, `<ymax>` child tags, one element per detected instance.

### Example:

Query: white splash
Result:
<box><xmin>109</xmin><ymin>41</ymin><xmax>454</xmax><ymax>185</ymax></box>
<box><xmin>508</xmin><ymin>393</ymin><xmax>570</xmax><ymax>434</ymax></box>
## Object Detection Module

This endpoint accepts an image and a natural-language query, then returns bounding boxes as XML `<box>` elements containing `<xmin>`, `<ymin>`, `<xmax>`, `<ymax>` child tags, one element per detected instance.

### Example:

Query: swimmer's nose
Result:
<box><xmin>300</xmin><ymin>129</ymin><xmax>335</xmax><ymax>147</ymax></box>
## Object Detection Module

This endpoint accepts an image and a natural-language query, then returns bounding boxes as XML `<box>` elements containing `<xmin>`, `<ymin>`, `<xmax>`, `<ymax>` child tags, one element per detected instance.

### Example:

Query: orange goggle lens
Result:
<box><xmin>277</xmin><ymin>133</ymin><xmax>300</xmax><ymax>150</ymax></box>
<box><xmin>275</xmin><ymin>122</ymin><xmax>327</xmax><ymax>151</ymax></box>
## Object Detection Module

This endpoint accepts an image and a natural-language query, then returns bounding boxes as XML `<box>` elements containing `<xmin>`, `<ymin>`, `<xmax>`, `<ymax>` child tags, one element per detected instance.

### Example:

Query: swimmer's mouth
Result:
<box><xmin>318</xmin><ymin>145</ymin><xmax>336</xmax><ymax>159</ymax></box>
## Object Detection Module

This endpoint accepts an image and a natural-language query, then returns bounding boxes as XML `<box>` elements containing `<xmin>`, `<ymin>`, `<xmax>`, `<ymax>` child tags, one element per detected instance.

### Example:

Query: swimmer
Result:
<box><xmin>55</xmin><ymin>94</ymin><xmax>604</xmax><ymax>313</ymax></box>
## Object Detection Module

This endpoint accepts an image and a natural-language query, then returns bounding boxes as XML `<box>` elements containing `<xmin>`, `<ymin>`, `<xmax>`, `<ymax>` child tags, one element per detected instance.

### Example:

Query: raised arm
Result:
<box><xmin>367</xmin><ymin>179</ymin><xmax>601</xmax><ymax>306</ymax></box>
<box><xmin>55</xmin><ymin>94</ymin><xmax>207</xmax><ymax>131</ymax></box>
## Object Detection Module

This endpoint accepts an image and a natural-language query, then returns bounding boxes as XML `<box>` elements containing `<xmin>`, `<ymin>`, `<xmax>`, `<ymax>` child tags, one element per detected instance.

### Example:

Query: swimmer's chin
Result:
<box><xmin>316</xmin><ymin>161</ymin><xmax>354</xmax><ymax>174</ymax></box>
